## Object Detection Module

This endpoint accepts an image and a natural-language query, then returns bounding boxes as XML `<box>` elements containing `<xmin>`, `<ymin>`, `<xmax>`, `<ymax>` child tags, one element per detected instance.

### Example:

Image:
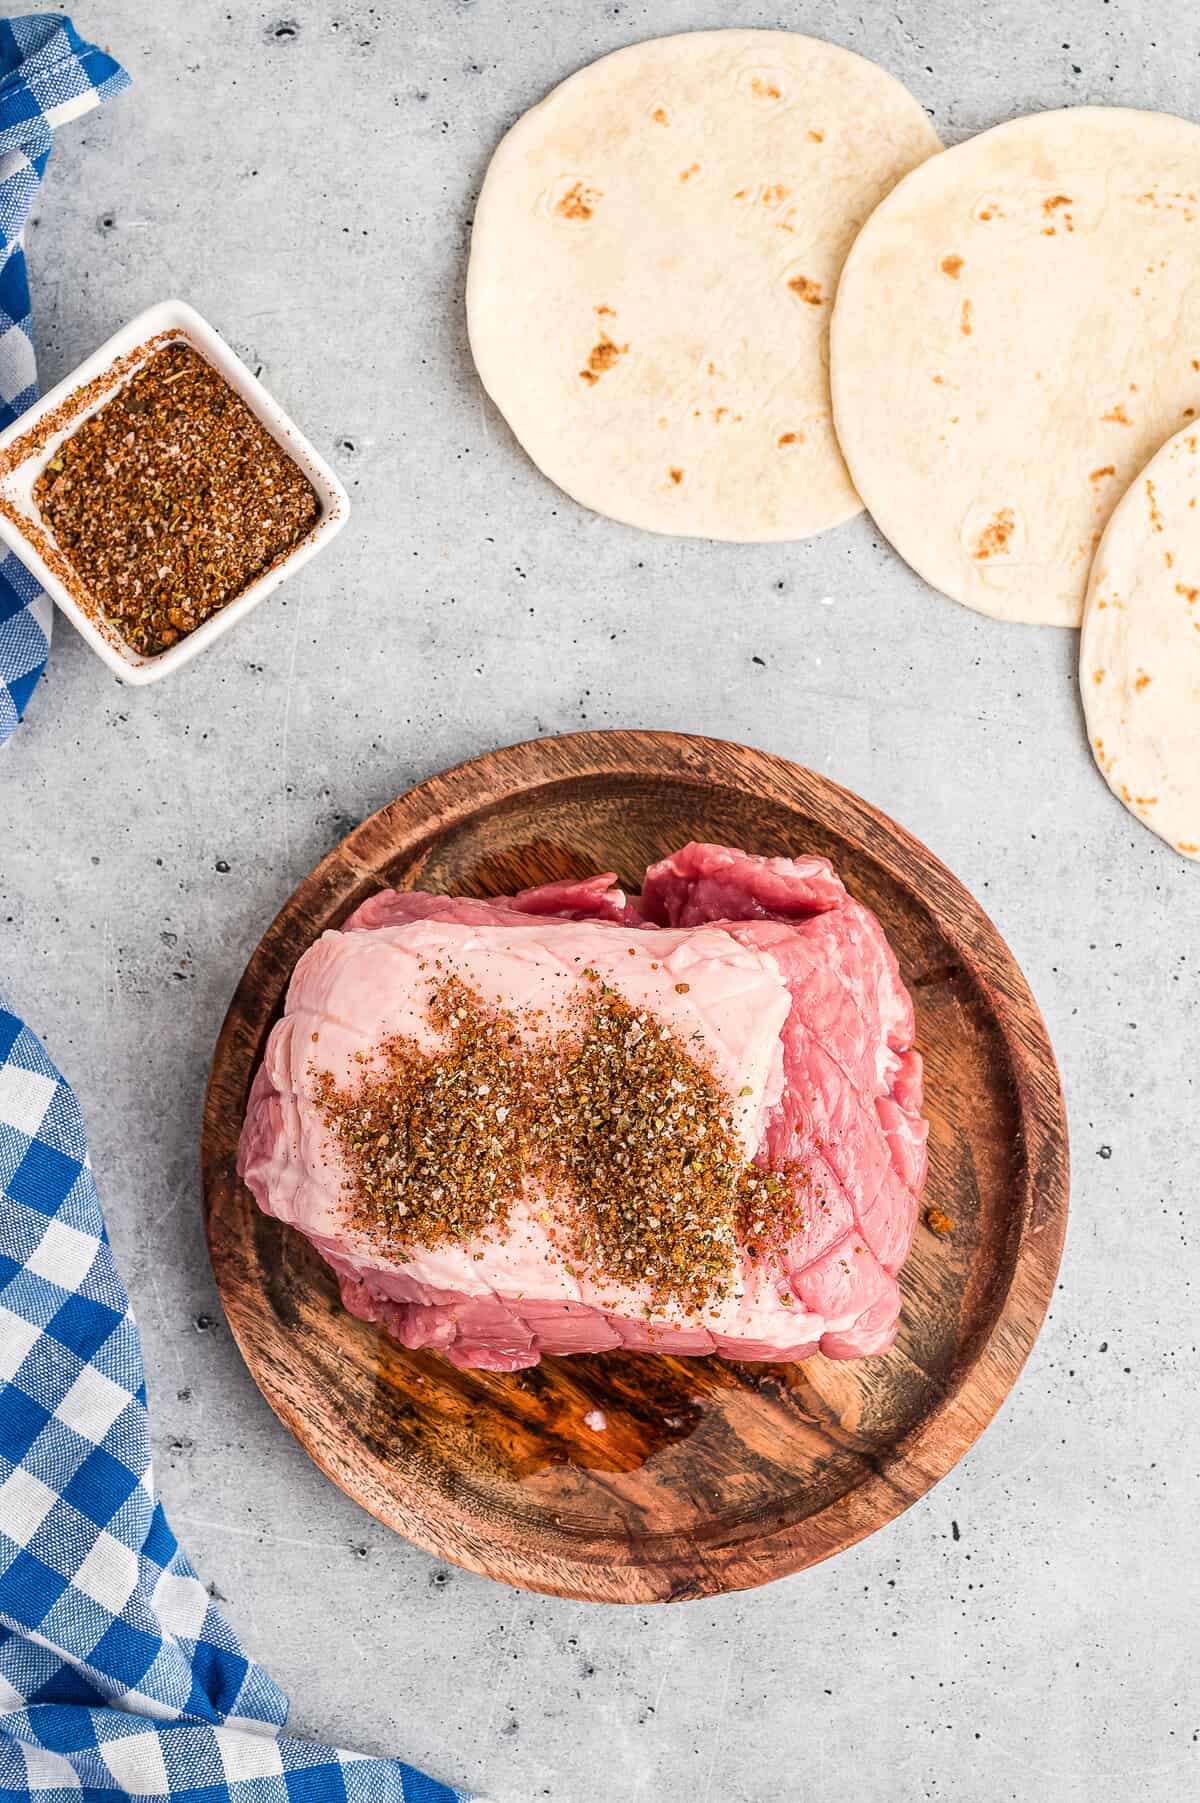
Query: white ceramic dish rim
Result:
<box><xmin>0</xmin><ymin>299</ymin><xmax>350</xmax><ymax>687</ymax></box>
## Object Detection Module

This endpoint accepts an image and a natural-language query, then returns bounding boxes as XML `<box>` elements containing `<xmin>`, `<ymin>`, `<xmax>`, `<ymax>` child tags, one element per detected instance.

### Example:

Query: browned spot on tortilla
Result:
<box><xmin>651</xmin><ymin>107</ymin><xmax>668</xmax><ymax>125</ymax></box>
<box><xmin>787</xmin><ymin>274</ymin><xmax>823</xmax><ymax>305</ymax></box>
<box><xmin>808</xmin><ymin>128</ymin><xmax>824</xmax><ymax>142</ymax></box>
<box><xmin>733</xmin><ymin>187</ymin><xmax>749</xmax><ymax>200</ymax></box>
<box><xmin>761</xmin><ymin>183</ymin><xmax>788</xmax><ymax>208</ymax></box>
<box><xmin>1090</xmin><ymin>465</ymin><xmax>1116</xmax><ymax>483</ymax></box>
<box><xmin>1166</xmin><ymin>550</ymin><xmax>1175</xmax><ymax>568</ymax></box>
<box><xmin>1120</xmin><ymin>784</ymin><xmax>1133</xmax><ymax>803</ymax></box>
<box><xmin>1184</xmin><ymin>408</ymin><xmax>1197</xmax><ymax>420</ymax></box>
<box><xmin>588</xmin><ymin>337</ymin><xmax>626</xmax><ymax>374</ymax></box>
<box><xmin>1135</xmin><ymin>671</ymin><xmax>1153</xmax><ymax>691</ymax></box>
<box><xmin>1042</xmin><ymin>194</ymin><xmax>1075</xmax><ymax>229</ymax></box>
<box><xmin>579</xmin><ymin>333</ymin><xmax>629</xmax><ymax>384</ymax></box>
<box><xmin>940</xmin><ymin>255</ymin><xmax>963</xmax><ymax>279</ymax></box>
<box><xmin>679</xmin><ymin>163</ymin><xmax>701</xmax><ymax>183</ymax></box>
<box><xmin>1179</xmin><ymin>841</ymin><xmax>1199</xmax><ymax>852</ymax></box>
<box><xmin>971</xmin><ymin>508</ymin><xmax>1015</xmax><ymax>560</ymax></box>
<box><xmin>965</xmin><ymin>504</ymin><xmax>1016</xmax><ymax>558</ymax></box>
<box><xmin>594</xmin><ymin>304</ymin><xmax>615</xmax><ymax>318</ymax></box>
<box><xmin>932</xmin><ymin>374</ymin><xmax>945</xmax><ymax>385</ymax></box>
<box><xmin>960</xmin><ymin>300</ymin><xmax>973</xmax><ymax>336</ymax></box>
<box><xmin>1135</xmin><ymin>795</ymin><xmax>1158</xmax><ymax>807</ymax></box>
<box><xmin>556</xmin><ymin>181</ymin><xmax>600</xmax><ymax>221</ymax></box>
<box><xmin>1177</xmin><ymin>583</ymin><xmax>1200</xmax><ymax>602</ymax></box>
<box><xmin>777</xmin><ymin>431</ymin><xmax>803</xmax><ymax>447</ymax></box>
<box><xmin>751</xmin><ymin>77</ymin><xmax>782</xmax><ymax>99</ymax></box>
<box><xmin>1146</xmin><ymin>479</ymin><xmax>1164</xmax><ymax>531</ymax></box>
<box><xmin>1101</xmin><ymin>404</ymin><xmax>1132</xmax><ymax>425</ymax></box>
<box><xmin>669</xmin><ymin>467</ymin><xmax>684</xmax><ymax>485</ymax></box>
<box><xmin>1092</xmin><ymin>668</ymin><xmax>1105</xmax><ymax>684</ymax></box>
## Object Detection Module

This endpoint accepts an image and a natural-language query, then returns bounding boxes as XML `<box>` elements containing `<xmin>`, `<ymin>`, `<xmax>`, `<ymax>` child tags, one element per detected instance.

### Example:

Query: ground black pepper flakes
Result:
<box><xmin>33</xmin><ymin>341</ymin><xmax>319</xmax><ymax>655</ymax></box>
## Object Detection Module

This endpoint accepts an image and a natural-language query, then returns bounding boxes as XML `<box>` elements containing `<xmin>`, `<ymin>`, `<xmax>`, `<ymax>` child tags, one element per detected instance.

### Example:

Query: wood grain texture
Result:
<box><xmin>200</xmin><ymin>731</ymin><xmax>1069</xmax><ymax>1603</ymax></box>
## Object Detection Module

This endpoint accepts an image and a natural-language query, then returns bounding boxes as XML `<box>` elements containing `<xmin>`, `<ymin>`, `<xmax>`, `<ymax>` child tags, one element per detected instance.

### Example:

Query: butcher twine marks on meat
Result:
<box><xmin>239</xmin><ymin>843</ymin><xmax>929</xmax><ymax>1371</ymax></box>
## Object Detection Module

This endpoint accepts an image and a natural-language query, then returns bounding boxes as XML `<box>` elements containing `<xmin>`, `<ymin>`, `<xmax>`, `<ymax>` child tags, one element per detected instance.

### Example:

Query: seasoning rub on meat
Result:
<box><xmin>239</xmin><ymin>843</ymin><xmax>928</xmax><ymax>1369</ymax></box>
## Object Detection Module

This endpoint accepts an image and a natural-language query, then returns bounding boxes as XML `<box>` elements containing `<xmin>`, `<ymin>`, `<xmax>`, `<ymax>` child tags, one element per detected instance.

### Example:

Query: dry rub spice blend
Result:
<box><xmin>33</xmin><ymin>341</ymin><xmax>319</xmax><ymax>655</ymax></box>
<box><xmin>312</xmin><ymin>969</ymin><xmax>812</xmax><ymax>1318</ymax></box>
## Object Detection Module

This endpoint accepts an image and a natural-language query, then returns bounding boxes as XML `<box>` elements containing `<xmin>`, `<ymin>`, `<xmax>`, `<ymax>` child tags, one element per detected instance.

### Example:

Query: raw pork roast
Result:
<box><xmin>238</xmin><ymin>843</ymin><xmax>927</xmax><ymax>1368</ymax></box>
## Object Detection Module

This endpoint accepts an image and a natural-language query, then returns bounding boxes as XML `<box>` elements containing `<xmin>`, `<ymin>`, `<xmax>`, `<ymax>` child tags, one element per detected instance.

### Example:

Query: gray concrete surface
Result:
<box><xmin>3</xmin><ymin>1</ymin><xmax>1199</xmax><ymax>1797</ymax></box>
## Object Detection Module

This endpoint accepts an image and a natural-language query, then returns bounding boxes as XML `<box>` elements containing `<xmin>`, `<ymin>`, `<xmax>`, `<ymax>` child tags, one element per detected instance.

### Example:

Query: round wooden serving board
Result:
<box><xmin>201</xmin><ymin>731</ymin><xmax>1068</xmax><ymax>1602</ymax></box>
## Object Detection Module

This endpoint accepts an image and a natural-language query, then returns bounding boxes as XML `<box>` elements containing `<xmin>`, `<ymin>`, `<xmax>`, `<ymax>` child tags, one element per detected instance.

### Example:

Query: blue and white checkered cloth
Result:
<box><xmin>0</xmin><ymin>14</ymin><xmax>130</xmax><ymax>749</ymax></box>
<box><xmin>0</xmin><ymin>996</ymin><xmax>471</xmax><ymax>1801</ymax></box>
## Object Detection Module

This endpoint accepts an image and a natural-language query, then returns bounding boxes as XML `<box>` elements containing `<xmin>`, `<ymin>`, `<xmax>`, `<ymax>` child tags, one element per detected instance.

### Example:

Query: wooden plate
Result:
<box><xmin>201</xmin><ymin>731</ymin><xmax>1068</xmax><ymax>1602</ymax></box>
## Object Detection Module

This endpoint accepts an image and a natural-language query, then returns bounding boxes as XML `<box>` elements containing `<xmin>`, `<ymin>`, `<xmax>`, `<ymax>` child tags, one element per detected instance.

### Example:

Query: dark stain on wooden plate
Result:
<box><xmin>201</xmin><ymin>731</ymin><xmax>1068</xmax><ymax>1602</ymax></box>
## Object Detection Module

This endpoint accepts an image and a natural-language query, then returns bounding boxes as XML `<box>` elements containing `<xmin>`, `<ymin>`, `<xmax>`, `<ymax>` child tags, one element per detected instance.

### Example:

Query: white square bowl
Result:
<box><xmin>0</xmin><ymin>299</ymin><xmax>351</xmax><ymax>685</ymax></box>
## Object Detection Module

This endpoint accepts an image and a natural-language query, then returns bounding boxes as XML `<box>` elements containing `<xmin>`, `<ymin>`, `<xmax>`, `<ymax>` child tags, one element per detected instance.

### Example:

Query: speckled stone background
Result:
<box><xmin>3</xmin><ymin>2</ymin><xmax>1198</xmax><ymax>1798</ymax></box>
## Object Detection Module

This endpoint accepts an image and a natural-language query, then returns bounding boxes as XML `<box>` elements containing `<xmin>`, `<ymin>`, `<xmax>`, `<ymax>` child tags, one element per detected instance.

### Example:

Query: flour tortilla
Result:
<box><xmin>1081</xmin><ymin>423</ymin><xmax>1200</xmax><ymax>859</ymax></box>
<box><xmin>830</xmin><ymin>108</ymin><xmax>1200</xmax><ymax>625</ymax></box>
<box><xmin>467</xmin><ymin>31</ymin><xmax>939</xmax><ymax>541</ymax></box>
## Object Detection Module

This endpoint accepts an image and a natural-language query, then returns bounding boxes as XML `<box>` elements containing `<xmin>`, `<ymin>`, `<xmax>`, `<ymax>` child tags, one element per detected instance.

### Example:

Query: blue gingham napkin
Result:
<box><xmin>0</xmin><ymin>13</ymin><xmax>129</xmax><ymax>748</ymax></box>
<box><xmin>0</xmin><ymin>996</ymin><xmax>470</xmax><ymax>1801</ymax></box>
